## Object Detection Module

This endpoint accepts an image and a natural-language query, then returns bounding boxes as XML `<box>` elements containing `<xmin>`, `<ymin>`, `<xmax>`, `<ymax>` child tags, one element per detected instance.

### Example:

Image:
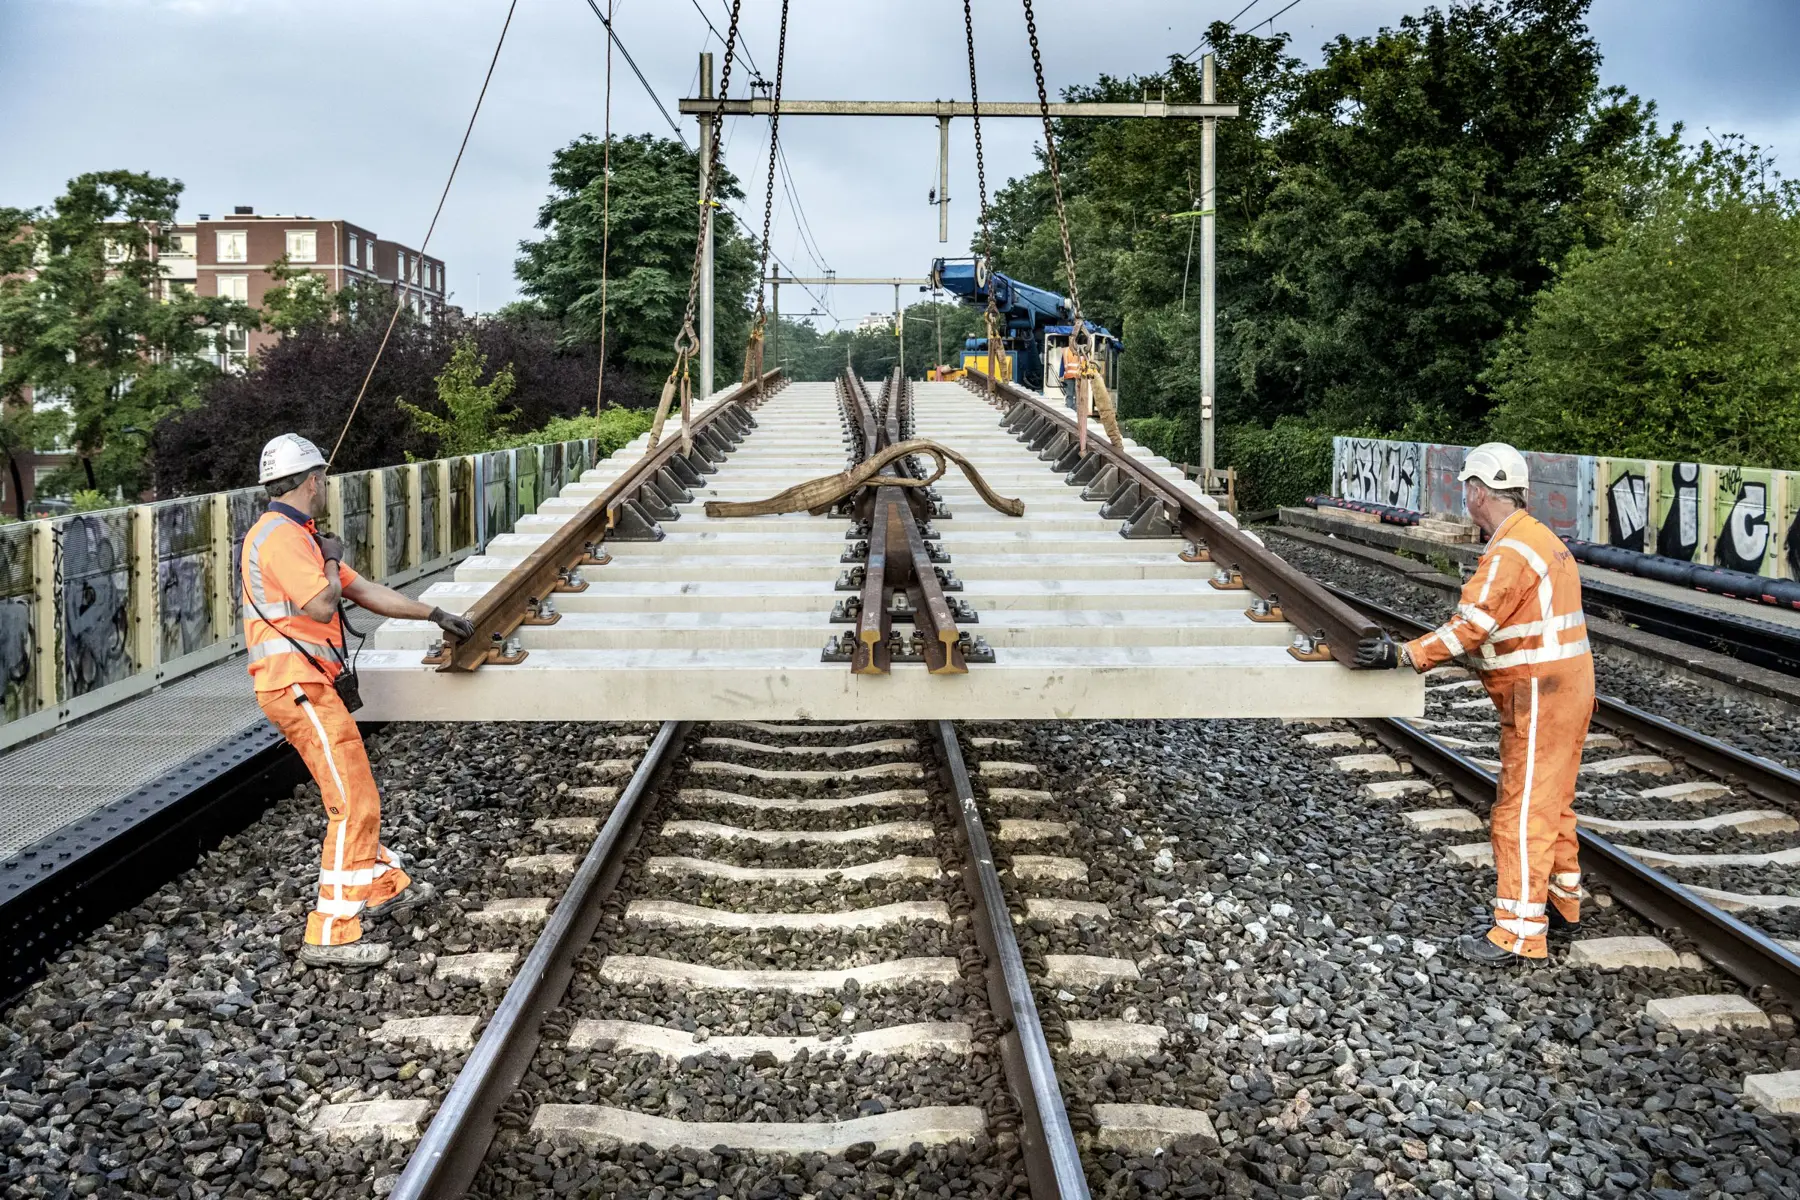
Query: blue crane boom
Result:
<box><xmin>928</xmin><ymin>257</ymin><xmax>1120</xmax><ymax>394</ymax></box>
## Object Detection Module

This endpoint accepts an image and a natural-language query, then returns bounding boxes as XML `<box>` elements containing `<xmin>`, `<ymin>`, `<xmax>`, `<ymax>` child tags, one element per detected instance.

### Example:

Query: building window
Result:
<box><xmin>286</xmin><ymin>230</ymin><xmax>317</xmax><ymax>263</ymax></box>
<box><xmin>216</xmin><ymin>274</ymin><xmax>249</xmax><ymax>303</ymax></box>
<box><xmin>397</xmin><ymin>250</ymin><xmax>407</xmax><ymax>281</ymax></box>
<box><xmin>104</xmin><ymin>238</ymin><xmax>129</xmax><ymax>262</ymax></box>
<box><xmin>216</xmin><ymin>230</ymin><xmax>247</xmax><ymax>263</ymax></box>
<box><xmin>219</xmin><ymin>325</ymin><xmax>249</xmax><ymax>372</ymax></box>
<box><xmin>166</xmin><ymin>232</ymin><xmax>195</xmax><ymax>256</ymax></box>
<box><xmin>349</xmin><ymin>234</ymin><xmax>360</xmax><ymax>268</ymax></box>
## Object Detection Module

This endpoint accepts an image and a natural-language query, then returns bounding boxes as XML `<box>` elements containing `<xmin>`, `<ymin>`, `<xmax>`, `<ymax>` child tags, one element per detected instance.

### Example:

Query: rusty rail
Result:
<box><xmin>438</xmin><ymin>368</ymin><xmax>785</xmax><ymax>672</ymax></box>
<box><xmin>834</xmin><ymin>368</ymin><xmax>971</xmax><ymax>674</ymax></box>
<box><xmin>963</xmin><ymin>367</ymin><xmax>1378</xmax><ymax>668</ymax></box>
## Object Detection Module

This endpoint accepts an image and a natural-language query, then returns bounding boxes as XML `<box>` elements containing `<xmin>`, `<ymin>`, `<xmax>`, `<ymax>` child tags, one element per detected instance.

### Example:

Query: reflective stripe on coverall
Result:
<box><xmin>242</xmin><ymin>505</ymin><xmax>407</xmax><ymax>947</ymax></box>
<box><xmin>1403</xmin><ymin>509</ymin><xmax>1594</xmax><ymax>959</ymax></box>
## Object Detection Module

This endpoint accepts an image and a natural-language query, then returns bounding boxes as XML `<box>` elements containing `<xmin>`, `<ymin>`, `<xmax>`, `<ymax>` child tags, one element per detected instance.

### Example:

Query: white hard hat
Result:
<box><xmin>1458</xmin><ymin>442</ymin><xmax>1529</xmax><ymax>491</ymax></box>
<box><xmin>259</xmin><ymin>433</ymin><xmax>327</xmax><ymax>484</ymax></box>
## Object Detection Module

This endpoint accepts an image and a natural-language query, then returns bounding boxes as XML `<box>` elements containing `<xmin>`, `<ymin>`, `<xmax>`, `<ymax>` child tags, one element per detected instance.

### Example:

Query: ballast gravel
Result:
<box><xmin>0</xmin><ymin>719</ymin><xmax>638</xmax><ymax>1200</ymax></box>
<box><xmin>968</xmin><ymin>717</ymin><xmax>1800</xmax><ymax>1200</ymax></box>
<box><xmin>1262</xmin><ymin>529</ymin><xmax>1800</xmax><ymax>771</ymax></box>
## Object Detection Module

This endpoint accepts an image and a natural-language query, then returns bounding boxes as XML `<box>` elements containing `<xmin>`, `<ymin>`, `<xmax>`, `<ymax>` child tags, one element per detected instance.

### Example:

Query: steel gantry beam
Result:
<box><xmin>680</xmin><ymin>79</ymin><xmax>1239</xmax><ymax>472</ymax></box>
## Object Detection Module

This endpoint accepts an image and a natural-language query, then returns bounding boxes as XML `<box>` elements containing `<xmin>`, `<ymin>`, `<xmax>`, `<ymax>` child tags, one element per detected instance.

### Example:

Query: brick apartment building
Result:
<box><xmin>0</xmin><ymin>206</ymin><xmax>444</xmax><ymax>510</ymax></box>
<box><xmin>181</xmin><ymin>205</ymin><xmax>447</xmax><ymax>365</ymax></box>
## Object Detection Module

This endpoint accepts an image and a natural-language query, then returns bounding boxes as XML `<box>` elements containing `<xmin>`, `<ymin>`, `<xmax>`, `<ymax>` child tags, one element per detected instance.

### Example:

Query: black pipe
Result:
<box><xmin>1567</xmin><ymin>539</ymin><xmax>1800</xmax><ymax>611</ymax></box>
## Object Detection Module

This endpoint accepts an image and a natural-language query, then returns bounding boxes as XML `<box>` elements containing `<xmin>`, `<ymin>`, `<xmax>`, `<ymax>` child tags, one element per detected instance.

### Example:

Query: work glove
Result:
<box><xmin>430</xmin><ymin>607</ymin><xmax>476</xmax><ymax>641</ymax></box>
<box><xmin>316</xmin><ymin>533</ymin><xmax>345</xmax><ymax>565</ymax></box>
<box><xmin>1353</xmin><ymin>635</ymin><xmax>1401</xmax><ymax>670</ymax></box>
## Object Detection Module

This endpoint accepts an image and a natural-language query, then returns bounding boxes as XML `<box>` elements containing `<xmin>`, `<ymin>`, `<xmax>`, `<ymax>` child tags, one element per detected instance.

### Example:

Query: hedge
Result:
<box><xmin>1126</xmin><ymin>415</ymin><xmax>1339</xmax><ymax>511</ymax></box>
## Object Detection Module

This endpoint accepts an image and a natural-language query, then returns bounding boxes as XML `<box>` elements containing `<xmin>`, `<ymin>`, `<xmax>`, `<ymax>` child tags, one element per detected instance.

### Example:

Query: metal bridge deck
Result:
<box><xmin>357</xmin><ymin>382</ymin><xmax>1422</xmax><ymax>721</ymax></box>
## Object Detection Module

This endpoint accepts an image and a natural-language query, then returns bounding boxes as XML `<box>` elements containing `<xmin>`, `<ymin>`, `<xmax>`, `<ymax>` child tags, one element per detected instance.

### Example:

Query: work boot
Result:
<box><xmin>1457</xmin><ymin>932</ymin><xmax>1543</xmax><ymax>966</ymax></box>
<box><xmin>366</xmin><ymin>880</ymin><xmax>436</xmax><ymax>925</ymax></box>
<box><xmin>298</xmin><ymin>940</ymin><xmax>391</xmax><ymax>969</ymax></box>
<box><xmin>1547</xmin><ymin>906</ymin><xmax>1579</xmax><ymax>939</ymax></box>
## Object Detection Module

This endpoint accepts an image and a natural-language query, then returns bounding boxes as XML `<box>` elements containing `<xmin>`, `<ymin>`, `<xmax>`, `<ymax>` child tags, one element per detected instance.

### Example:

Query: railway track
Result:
<box><xmin>1323</xmin><ymin>585</ymin><xmax>1800</xmax><ymax>1003</ymax></box>
<box><xmin>380</xmin><ymin>719</ymin><xmax>1219</xmax><ymax>1199</ymax></box>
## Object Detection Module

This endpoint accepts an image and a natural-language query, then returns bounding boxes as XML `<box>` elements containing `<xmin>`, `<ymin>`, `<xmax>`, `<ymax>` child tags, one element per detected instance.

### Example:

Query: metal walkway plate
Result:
<box><xmin>357</xmin><ymin>382</ymin><xmax>1422</xmax><ymax>721</ymax></box>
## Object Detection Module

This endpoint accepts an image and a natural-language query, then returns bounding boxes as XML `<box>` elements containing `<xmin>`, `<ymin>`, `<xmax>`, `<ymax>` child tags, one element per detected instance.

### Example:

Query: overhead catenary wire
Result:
<box><xmin>574</xmin><ymin>0</ymin><xmax>835</xmax><ymax>320</ymax></box>
<box><xmin>1183</xmin><ymin>0</ymin><xmax>1263</xmax><ymax>60</ymax></box>
<box><xmin>327</xmin><ymin>0</ymin><xmax>518</xmax><ymax>468</ymax></box>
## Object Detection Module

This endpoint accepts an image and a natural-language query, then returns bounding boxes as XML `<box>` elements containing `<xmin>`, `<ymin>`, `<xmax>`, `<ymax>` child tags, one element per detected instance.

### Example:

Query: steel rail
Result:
<box><xmin>440</xmin><ymin>369</ymin><xmax>783</xmax><ymax>672</ymax></box>
<box><xmin>1329</xmin><ymin>585</ymin><xmax>1800</xmax><ymax>807</ymax></box>
<box><xmin>840</xmin><ymin>369</ymin><xmax>966</xmax><ymax>674</ymax></box>
<box><xmin>1330</xmin><ymin>585</ymin><xmax>1800</xmax><ymax>1006</ymax></box>
<box><xmin>391</xmin><ymin>720</ymin><xmax>693</xmax><ymax>1200</ymax></box>
<box><xmin>930</xmin><ymin>721</ymin><xmax>1088</xmax><ymax>1200</ymax></box>
<box><xmin>1579</xmin><ymin>576</ymin><xmax>1800</xmax><ymax>678</ymax></box>
<box><xmin>964</xmin><ymin>369</ymin><xmax>1379</xmax><ymax>666</ymax></box>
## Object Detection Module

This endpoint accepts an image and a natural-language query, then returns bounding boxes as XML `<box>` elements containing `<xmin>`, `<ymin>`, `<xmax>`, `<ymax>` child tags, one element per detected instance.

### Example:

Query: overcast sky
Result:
<box><xmin>5</xmin><ymin>0</ymin><xmax>1799</xmax><ymax>326</ymax></box>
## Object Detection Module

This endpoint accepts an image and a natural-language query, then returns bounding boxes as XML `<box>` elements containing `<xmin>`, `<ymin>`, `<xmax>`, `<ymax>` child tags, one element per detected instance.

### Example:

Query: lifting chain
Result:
<box><xmin>651</xmin><ymin>0</ymin><xmax>744</xmax><ymax>455</ymax></box>
<box><xmin>962</xmin><ymin>0</ymin><xmax>1004</xmax><ymax>397</ymax></box>
<box><xmin>743</xmin><ymin>0</ymin><xmax>791</xmax><ymax>384</ymax></box>
<box><xmin>1021</xmin><ymin>0</ymin><xmax>1123</xmax><ymax>454</ymax></box>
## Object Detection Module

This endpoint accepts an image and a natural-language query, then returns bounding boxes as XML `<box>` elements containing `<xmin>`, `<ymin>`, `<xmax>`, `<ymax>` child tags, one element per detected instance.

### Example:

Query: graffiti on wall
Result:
<box><xmin>0</xmin><ymin>526</ymin><xmax>35</xmax><ymax>721</ymax></box>
<box><xmin>383</xmin><ymin>466</ymin><xmax>410</xmax><ymax>577</ymax></box>
<box><xmin>1655</xmin><ymin>462</ymin><xmax>1705</xmax><ymax>563</ymax></box>
<box><xmin>420</xmin><ymin>466</ymin><xmax>441</xmax><ymax>563</ymax></box>
<box><xmin>515</xmin><ymin>446</ymin><xmax>540</xmax><ymax>519</ymax></box>
<box><xmin>450</xmin><ymin>458</ymin><xmax>474</xmax><ymax>551</ymax></box>
<box><xmin>224</xmin><ymin>487</ymin><xmax>263</xmax><ymax>624</ymax></box>
<box><xmin>1519</xmin><ymin>451</ymin><xmax>1593</xmax><ymax>543</ymax></box>
<box><xmin>1335</xmin><ymin>438</ymin><xmax>1423</xmax><ymax>510</ymax></box>
<box><xmin>59</xmin><ymin>513</ymin><xmax>133</xmax><ymax>697</ymax></box>
<box><xmin>481</xmin><ymin>451</ymin><xmax>512</xmax><ymax>544</ymax></box>
<box><xmin>1713</xmin><ymin>466</ymin><xmax>1777</xmax><ymax>576</ymax></box>
<box><xmin>1596</xmin><ymin>459</ymin><xmax>1650</xmax><ymax>552</ymax></box>
<box><xmin>154</xmin><ymin>499</ymin><xmax>214</xmax><ymax>661</ymax></box>
<box><xmin>336</xmin><ymin>472</ymin><xmax>374</xmax><ymax>576</ymax></box>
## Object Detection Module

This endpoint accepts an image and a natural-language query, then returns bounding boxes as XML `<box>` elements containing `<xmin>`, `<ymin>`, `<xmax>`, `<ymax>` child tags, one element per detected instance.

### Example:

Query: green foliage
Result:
<box><xmin>1218</xmin><ymin>419</ymin><xmax>1340</xmax><ymax>511</ymax></box>
<box><xmin>515</xmin><ymin>134</ymin><xmax>756</xmax><ymax>385</ymax></box>
<box><xmin>767</xmin><ymin>301</ymin><xmax>991</xmax><ymax>382</ymax></box>
<box><xmin>399</xmin><ymin>336</ymin><xmax>518</xmax><ymax>456</ymax></box>
<box><xmin>262</xmin><ymin>254</ymin><xmax>337</xmax><ymax>334</ymax></box>
<box><xmin>493</xmin><ymin>406</ymin><xmax>652</xmax><ymax>458</ymax></box>
<box><xmin>1486</xmin><ymin>137</ymin><xmax>1800</xmax><ymax>468</ymax></box>
<box><xmin>0</xmin><ymin>171</ymin><xmax>256</xmax><ymax>496</ymax></box>
<box><xmin>1124</xmin><ymin>415</ymin><xmax>1200</xmax><ymax>464</ymax></box>
<box><xmin>979</xmin><ymin>3</ymin><xmax>1672</xmax><ymax>444</ymax></box>
<box><xmin>70</xmin><ymin>489</ymin><xmax>112</xmax><ymax>512</ymax></box>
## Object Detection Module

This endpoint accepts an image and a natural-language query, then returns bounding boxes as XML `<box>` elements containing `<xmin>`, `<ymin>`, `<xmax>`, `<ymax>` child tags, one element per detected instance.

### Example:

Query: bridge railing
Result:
<box><xmin>0</xmin><ymin>437</ymin><xmax>603</xmax><ymax>751</ymax></box>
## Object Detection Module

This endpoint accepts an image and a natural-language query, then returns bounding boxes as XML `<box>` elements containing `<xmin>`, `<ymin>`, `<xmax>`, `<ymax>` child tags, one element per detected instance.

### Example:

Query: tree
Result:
<box><xmin>515</xmin><ymin>134</ymin><xmax>757</xmax><ymax>385</ymax></box>
<box><xmin>152</xmin><ymin>302</ymin><xmax>650</xmax><ymax>495</ymax></box>
<box><xmin>1487</xmin><ymin>138</ymin><xmax>1800</xmax><ymax>467</ymax></box>
<box><xmin>978</xmin><ymin>2</ymin><xmax>1673</xmax><ymax>448</ymax></box>
<box><xmin>0</xmin><ymin>171</ymin><xmax>253</xmax><ymax>497</ymax></box>
<box><xmin>399</xmin><ymin>335</ymin><xmax>518</xmax><ymax>456</ymax></box>
<box><xmin>262</xmin><ymin>254</ymin><xmax>337</xmax><ymax>335</ymax></box>
<box><xmin>1234</xmin><ymin>0</ymin><xmax>1674</xmax><ymax>437</ymax></box>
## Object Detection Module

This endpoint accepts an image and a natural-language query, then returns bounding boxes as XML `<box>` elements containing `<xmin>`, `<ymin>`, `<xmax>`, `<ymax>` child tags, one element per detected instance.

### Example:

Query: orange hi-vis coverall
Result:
<box><xmin>242</xmin><ymin>502</ymin><xmax>410</xmax><ymax>948</ymax></box>
<box><xmin>1403</xmin><ymin>508</ymin><xmax>1595</xmax><ymax>959</ymax></box>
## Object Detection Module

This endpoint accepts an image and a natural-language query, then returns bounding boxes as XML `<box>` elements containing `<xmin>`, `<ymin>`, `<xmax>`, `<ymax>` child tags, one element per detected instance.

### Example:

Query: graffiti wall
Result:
<box><xmin>1653</xmin><ymin>462</ymin><xmax>1708</xmax><ymax>563</ymax></box>
<box><xmin>0</xmin><ymin>432</ymin><xmax>599</xmax><ymax>742</ymax></box>
<box><xmin>1331</xmin><ymin>439</ymin><xmax>1800</xmax><ymax>580</ymax></box>
<box><xmin>514</xmin><ymin>445</ymin><xmax>540</xmax><ymax>519</ymax></box>
<box><xmin>1596</xmin><ymin>458</ymin><xmax>1651</xmax><ymax>553</ymax></box>
<box><xmin>383</xmin><ymin>466</ymin><xmax>410</xmax><ymax>578</ymax></box>
<box><xmin>0</xmin><ymin>525</ymin><xmax>35</xmax><ymax>723</ymax></box>
<box><xmin>1335</xmin><ymin>438</ymin><xmax>1423</xmax><ymax>511</ymax></box>
<box><xmin>420</xmin><ymin>464</ymin><xmax>442</xmax><ymax>565</ymax></box>
<box><xmin>450</xmin><ymin>457</ymin><xmax>475</xmax><ymax>552</ymax></box>
<box><xmin>59</xmin><ymin>512</ymin><xmax>134</xmax><ymax>698</ymax></box>
<box><xmin>153</xmin><ymin>497</ymin><xmax>215</xmax><ymax>662</ymax></box>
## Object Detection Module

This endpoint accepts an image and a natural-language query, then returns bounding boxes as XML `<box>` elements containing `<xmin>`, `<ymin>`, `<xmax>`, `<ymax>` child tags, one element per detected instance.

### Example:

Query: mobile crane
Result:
<box><xmin>928</xmin><ymin>257</ymin><xmax>1121</xmax><ymax>400</ymax></box>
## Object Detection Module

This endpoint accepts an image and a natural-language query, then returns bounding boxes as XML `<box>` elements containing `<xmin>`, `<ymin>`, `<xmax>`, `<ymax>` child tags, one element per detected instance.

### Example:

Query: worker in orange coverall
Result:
<box><xmin>243</xmin><ymin>434</ymin><xmax>475</xmax><ymax>968</ymax></box>
<box><xmin>1354</xmin><ymin>443</ymin><xmax>1594</xmax><ymax>964</ymax></box>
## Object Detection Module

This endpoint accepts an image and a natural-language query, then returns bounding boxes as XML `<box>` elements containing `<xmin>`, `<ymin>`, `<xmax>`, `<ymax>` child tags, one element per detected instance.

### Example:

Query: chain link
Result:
<box><xmin>1021</xmin><ymin>0</ymin><xmax>1087</xmax><ymax>353</ymax></box>
<box><xmin>750</xmin><ymin>0</ymin><xmax>791</xmax><ymax>329</ymax></box>
<box><xmin>963</xmin><ymin>0</ymin><xmax>1004</xmax><ymax>389</ymax></box>
<box><xmin>672</xmin><ymin>0</ymin><xmax>744</xmax><ymax>361</ymax></box>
